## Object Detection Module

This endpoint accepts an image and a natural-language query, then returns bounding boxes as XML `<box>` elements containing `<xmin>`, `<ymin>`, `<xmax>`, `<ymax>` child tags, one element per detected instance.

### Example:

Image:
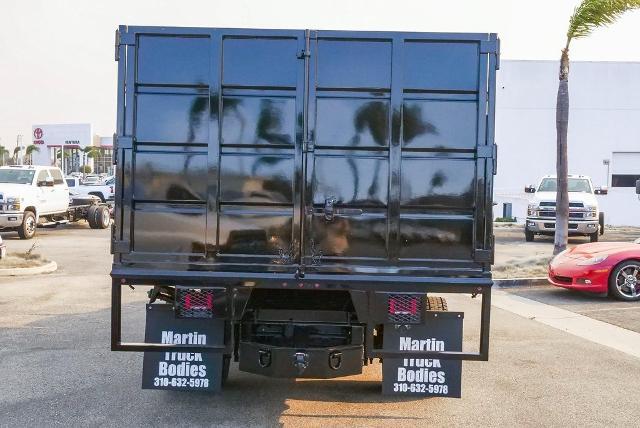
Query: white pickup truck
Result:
<box><xmin>524</xmin><ymin>174</ymin><xmax>606</xmax><ymax>242</ymax></box>
<box><xmin>65</xmin><ymin>176</ymin><xmax>114</xmax><ymax>202</ymax></box>
<box><xmin>0</xmin><ymin>165</ymin><xmax>111</xmax><ymax>239</ymax></box>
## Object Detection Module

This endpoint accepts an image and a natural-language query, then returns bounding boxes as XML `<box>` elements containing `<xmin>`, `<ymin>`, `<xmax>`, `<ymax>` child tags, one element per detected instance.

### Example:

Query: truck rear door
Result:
<box><xmin>303</xmin><ymin>32</ymin><xmax>497</xmax><ymax>274</ymax></box>
<box><xmin>114</xmin><ymin>27</ymin><xmax>497</xmax><ymax>275</ymax></box>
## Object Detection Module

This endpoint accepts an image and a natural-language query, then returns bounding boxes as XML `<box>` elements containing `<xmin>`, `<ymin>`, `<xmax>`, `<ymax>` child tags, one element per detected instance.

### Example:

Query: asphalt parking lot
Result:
<box><xmin>1</xmin><ymin>224</ymin><xmax>640</xmax><ymax>427</ymax></box>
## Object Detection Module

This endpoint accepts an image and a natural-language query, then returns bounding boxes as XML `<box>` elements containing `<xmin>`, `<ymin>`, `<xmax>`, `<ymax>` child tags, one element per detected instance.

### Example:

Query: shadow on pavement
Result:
<box><xmin>0</xmin><ymin>306</ymin><xmax>424</xmax><ymax>426</ymax></box>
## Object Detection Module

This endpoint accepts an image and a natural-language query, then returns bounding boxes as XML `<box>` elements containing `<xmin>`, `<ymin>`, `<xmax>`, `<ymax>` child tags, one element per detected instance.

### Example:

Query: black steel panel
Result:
<box><xmin>221</xmin><ymin>97</ymin><xmax>295</xmax><ymax>146</ymax></box>
<box><xmin>137</xmin><ymin>36</ymin><xmax>210</xmax><ymax>85</ymax></box>
<box><xmin>309</xmin><ymin>213</ymin><xmax>388</xmax><ymax>259</ymax></box>
<box><xmin>134</xmin><ymin>152</ymin><xmax>207</xmax><ymax>201</ymax></box>
<box><xmin>220</xmin><ymin>154</ymin><xmax>294</xmax><ymax>204</ymax></box>
<box><xmin>403</xmin><ymin>41</ymin><xmax>479</xmax><ymax>91</ymax></box>
<box><xmin>402</xmin><ymin>100</ymin><xmax>477</xmax><ymax>149</ymax></box>
<box><xmin>315</xmin><ymin>98</ymin><xmax>390</xmax><ymax>148</ymax></box>
<box><xmin>133</xmin><ymin>204</ymin><xmax>206</xmax><ymax>254</ymax></box>
<box><xmin>218</xmin><ymin>208</ymin><xmax>293</xmax><ymax>256</ymax></box>
<box><xmin>312</xmin><ymin>155</ymin><xmax>388</xmax><ymax>206</ymax></box>
<box><xmin>222</xmin><ymin>37</ymin><xmax>299</xmax><ymax>87</ymax></box>
<box><xmin>135</xmin><ymin>94</ymin><xmax>209</xmax><ymax>144</ymax></box>
<box><xmin>399</xmin><ymin>216</ymin><xmax>473</xmax><ymax>260</ymax></box>
<box><xmin>400</xmin><ymin>158</ymin><xmax>475</xmax><ymax>208</ymax></box>
<box><xmin>317</xmin><ymin>39</ymin><xmax>392</xmax><ymax>89</ymax></box>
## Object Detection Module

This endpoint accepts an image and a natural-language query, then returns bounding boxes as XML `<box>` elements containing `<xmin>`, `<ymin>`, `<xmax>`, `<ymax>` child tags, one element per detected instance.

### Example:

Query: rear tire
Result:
<box><xmin>525</xmin><ymin>229</ymin><xmax>534</xmax><ymax>242</ymax></box>
<box><xmin>87</xmin><ymin>205</ymin><xmax>99</xmax><ymax>229</ymax></box>
<box><xmin>599</xmin><ymin>212</ymin><xmax>605</xmax><ymax>236</ymax></box>
<box><xmin>17</xmin><ymin>211</ymin><xmax>36</xmax><ymax>239</ymax></box>
<box><xmin>94</xmin><ymin>206</ymin><xmax>110</xmax><ymax>229</ymax></box>
<box><xmin>589</xmin><ymin>231</ymin><xmax>599</xmax><ymax>243</ymax></box>
<box><xmin>609</xmin><ymin>261</ymin><xmax>640</xmax><ymax>301</ymax></box>
<box><xmin>426</xmin><ymin>296</ymin><xmax>448</xmax><ymax>311</ymax></box>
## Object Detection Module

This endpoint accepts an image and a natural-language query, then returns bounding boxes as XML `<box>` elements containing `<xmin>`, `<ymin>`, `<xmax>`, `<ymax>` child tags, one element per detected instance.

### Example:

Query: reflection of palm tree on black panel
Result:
<box><xmin>255</xmin><ymin>100</ymin><xmax>290</xmax><ymax>145</ymax></box>
<box><xmin>350</xmin><ymin>101</ymin><xmax>388</xmax><ymax>202</ymax></box>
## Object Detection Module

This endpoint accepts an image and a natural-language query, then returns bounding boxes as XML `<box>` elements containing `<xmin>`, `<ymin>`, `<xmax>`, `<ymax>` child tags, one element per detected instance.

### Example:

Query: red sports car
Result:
<box><xmin>548</xmin><ymin>239</ymin><xmax>640</xmax><ymax>301</ymax></box>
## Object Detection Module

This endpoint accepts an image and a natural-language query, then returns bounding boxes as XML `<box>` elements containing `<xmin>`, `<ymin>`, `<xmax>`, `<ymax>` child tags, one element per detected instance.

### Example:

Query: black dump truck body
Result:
<box><xmin>111</xmin><ymin>26</ymin><xmax>499</xmax><ymax>394</ymax></box>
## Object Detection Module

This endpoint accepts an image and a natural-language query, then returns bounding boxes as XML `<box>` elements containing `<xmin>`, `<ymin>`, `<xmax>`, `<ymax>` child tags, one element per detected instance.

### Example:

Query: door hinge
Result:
<box><xmin>115</xmin><ymin>26</ymin><xmax>135</xmax><ymax>62</ymax></box>
<box><xmin>474</xmin><ymin>249</ymin><xmax>493</xmax><ymax>264</ymax></box>
<box><xmin>116</xmin><ymin>136</ymin><xmax>133</xmax><ymax>150</ymax></box>
<box><xmin>480</xmin><ymin>37</ymin><xmax>500</xmax><ymax>70</ymax></box>
<box><xmin>111</xmin><ymin>240</ymin><xmax>130</xmax><ymax>254</ymax></box>
<box><xmin>477</xmin><ymin>144</ymin><xmax>497</xmax><ymax>175</ymax></box>
<box><xmin>476</xmin><ymin>144</ymin><xmax>498</xmax><ymax>175</ymax></box>
<box><xmin>114</xmin><ymin>29</ymin><xmax>121</xmax><ymax>61</ymax></box>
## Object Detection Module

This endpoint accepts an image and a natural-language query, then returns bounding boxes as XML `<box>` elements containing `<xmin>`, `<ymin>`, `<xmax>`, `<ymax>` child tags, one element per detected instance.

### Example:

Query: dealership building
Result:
<box><xmin>30</xmin><ymin>123</ymin><xmax>113</xmax><ymax>176</ymax></box>
<box><xmin>495</xmin><ymin>60</ymin><xmax>640</xmax><ymax>227</ymax></box>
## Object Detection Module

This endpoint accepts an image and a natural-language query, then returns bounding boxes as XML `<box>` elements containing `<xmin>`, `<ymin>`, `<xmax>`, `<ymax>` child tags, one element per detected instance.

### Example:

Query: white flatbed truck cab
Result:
<box><xmin>0</xmin><ymin>165</ymin><xmax>111</xmax><ymax>239</ymax></box>
<box><xmin>524</xmin><ymin>174</ymin><xmax>607</xmax><ymax>242</ymax></box>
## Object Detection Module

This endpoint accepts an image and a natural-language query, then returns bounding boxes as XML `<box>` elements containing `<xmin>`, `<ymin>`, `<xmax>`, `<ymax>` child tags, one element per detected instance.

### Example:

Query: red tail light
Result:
<box><xmin>176</xmin><ymin>288</ymin><xmax>215</xmax><ymax>318</ymax></box>
<box><xmin>184</xmin><ymin>292</ymin><xmax>213</xmax><ymax>311</ymax></box>
<box><xmin>388</xmin><ymin>294</ymin><xmax>422</xmax><ymax>323</ymax></box>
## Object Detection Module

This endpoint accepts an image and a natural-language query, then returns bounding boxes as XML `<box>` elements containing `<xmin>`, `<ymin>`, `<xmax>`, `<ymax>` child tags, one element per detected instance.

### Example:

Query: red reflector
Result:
<box><xmin>184</xmin><ymin>292</ymin><xmax>213</xmax><ymax>311</ymax></box>
<box><xmin>389</xmin><ymin>296</ymin><xmax>419</xmax><ymax>315</ymax></box>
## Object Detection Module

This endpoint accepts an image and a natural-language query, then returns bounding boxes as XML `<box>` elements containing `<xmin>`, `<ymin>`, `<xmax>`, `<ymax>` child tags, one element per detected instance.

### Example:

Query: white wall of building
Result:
<box><xmin>495</xmin><ymin>60</ymin><xmax>640</xmax><ymax>226</ymax></box>
<box><xmin>31</xmin><ymin>123</ymin><xmax>93</xmax><ymax>168</ymax></box>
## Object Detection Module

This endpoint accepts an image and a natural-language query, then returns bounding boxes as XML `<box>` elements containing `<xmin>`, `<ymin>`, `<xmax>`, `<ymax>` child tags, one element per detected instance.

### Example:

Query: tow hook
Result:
<box><xmin>329</xmin><ymin>351</ymin><xmax>342</xmax><ymax>370</ymax></box>
<box><xmin>258</xmin><ymin>349</ymin><xmax>271</xmax><ymax>368</ymax></box>
<box><xmin>293</xmin><ymin>352</ymin><xmax>309</xmax><ymax>374</ymax></box>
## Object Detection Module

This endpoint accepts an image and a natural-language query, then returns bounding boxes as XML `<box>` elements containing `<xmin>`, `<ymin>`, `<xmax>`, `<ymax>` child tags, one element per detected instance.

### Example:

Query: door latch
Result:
<box><xmin>324</xmin><ymin>197</ymin><xmax>336</xmax><ymax>221</ymax></box>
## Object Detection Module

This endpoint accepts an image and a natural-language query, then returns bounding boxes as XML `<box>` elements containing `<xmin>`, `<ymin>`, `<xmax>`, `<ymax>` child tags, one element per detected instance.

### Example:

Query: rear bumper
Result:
<box><xmin>110</xmin><ymin>276</ymin><xmax>493</xmax><ymax>362</ymax></box>
<box><xmin>0</xmin><ymin>212</ymin><xmax>23</xmax><ymax>228</ymax></box>
<box><xmin>526</xmin><ymin>218</ymin><xmax>598</xmax><ymax>235</ymax></box>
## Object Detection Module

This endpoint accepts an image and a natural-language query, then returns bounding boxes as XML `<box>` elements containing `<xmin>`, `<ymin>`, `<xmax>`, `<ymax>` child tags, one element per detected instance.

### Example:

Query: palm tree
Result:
<box><xmin>0</xmin><ymin>145</ymin><xmax>9</xmax><ymax>166</ymax></box>
<box><xmin>82</xmin><ymin>146</ymin><xmax>100</xmax><ymax>176</ymax></box>
<box><xmin>554</xmin><ymin>0</ymin><xmax>640</xmax><ymax>255</ymax></box>
<box><xmin>25</xmin><ymin>144</ymin><xmax>40</xmax><ymax>165</ymax></box>
<box><xmin>13</xmin><ymin>146</ymin><xmax>21</xmax><ymax>164</ymax></box>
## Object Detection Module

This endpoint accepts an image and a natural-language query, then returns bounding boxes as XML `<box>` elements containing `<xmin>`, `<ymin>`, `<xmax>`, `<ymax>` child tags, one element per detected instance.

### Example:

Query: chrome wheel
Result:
<box><xmin>615</xmin><ymin>264</ymin><xmax>640</xmax><ymax>299</ymax></box>
<box><xmin>25</xmin><ymin>216</ymin><xmax>36</xmax><ymax>235</ymax></box>
<box><xmin>102</xmin><ymin>208</ymin><xmax>110</xmax><ymax>226</ymax></box>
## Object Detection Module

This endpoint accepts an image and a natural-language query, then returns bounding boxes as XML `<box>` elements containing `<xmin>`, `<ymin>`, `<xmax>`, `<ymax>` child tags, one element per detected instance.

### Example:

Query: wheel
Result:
<box><xmin>426</xmin><ymin>296</ymin><xmax>448</xmax><ymax>311</ymax></box>
<box><xmin>94</xmin><ymin>206</ymin><xmax>111</xmax><ymax>229</ymax></box>
<box><xmin>525</xmin><ymin>229</ymin><xmax>534</xmax><ymax>242</ymax></box>
<box><xmin>609</xmin><ymin>260</ymin><xmax>640</xmax><ymax>301</ymax></box>
<box><xmin>589</xmin><ymin>231</ymin><xmax>599</xmax><ymax>242</ymax></box>
<box><xmin>17</xmin><ymin>211</ymin><xmax>37</xmax><ymax>239</ymax></box>
<box><xmin>599</xmin><ymin>212</ymin><xmax>605</xmax><ymax>236</ymax></box>
<box><xmin>87</xmin><ymin>205</ymin><xmax>99</xmax><ymax>229</ymax></box>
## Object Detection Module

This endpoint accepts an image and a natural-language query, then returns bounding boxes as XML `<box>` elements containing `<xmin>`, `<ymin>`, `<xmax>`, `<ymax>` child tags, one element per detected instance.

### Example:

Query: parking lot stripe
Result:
<box><xmin>492</xmin><ymin>290</ymin><xmax>640</xmax><ymax>359</ymax></box>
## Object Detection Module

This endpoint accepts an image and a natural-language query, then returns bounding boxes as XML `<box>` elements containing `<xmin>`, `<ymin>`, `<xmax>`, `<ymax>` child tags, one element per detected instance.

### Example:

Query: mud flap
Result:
<box><xmin>142</xmin><ymin>304</ymin><xmax>224</xmax><ymax>392</ymax></box>
<box><xmin>382</xmin><ymin>312</ymin><xmax>463</xmax><ymax>397</ymax></box>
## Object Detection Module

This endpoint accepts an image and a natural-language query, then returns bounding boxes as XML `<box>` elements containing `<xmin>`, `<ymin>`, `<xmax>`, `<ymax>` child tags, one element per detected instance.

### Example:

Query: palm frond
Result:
<box><xmin>568</xmin><ymin>0</ymin><xmax>640</xmax><ymax>40</ymax></box>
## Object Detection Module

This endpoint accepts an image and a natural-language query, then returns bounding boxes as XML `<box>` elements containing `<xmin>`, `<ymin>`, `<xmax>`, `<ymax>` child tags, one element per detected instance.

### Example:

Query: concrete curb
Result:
<box><xmin>0</xmin><ymin>260</ymin><xmax>58</xmax><ymax>277</ymax></box>
<box><xmin>493</xmin><ymin>277</ymin><xmax>549</xmax><ymax>287</ymax></box>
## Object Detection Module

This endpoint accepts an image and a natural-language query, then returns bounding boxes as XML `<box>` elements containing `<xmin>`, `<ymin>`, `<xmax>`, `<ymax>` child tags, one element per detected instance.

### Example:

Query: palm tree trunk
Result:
<box><xmin>554</xmin><ymin>47</ymin><xmax>570</xmax><ymax>255</ymax></box>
